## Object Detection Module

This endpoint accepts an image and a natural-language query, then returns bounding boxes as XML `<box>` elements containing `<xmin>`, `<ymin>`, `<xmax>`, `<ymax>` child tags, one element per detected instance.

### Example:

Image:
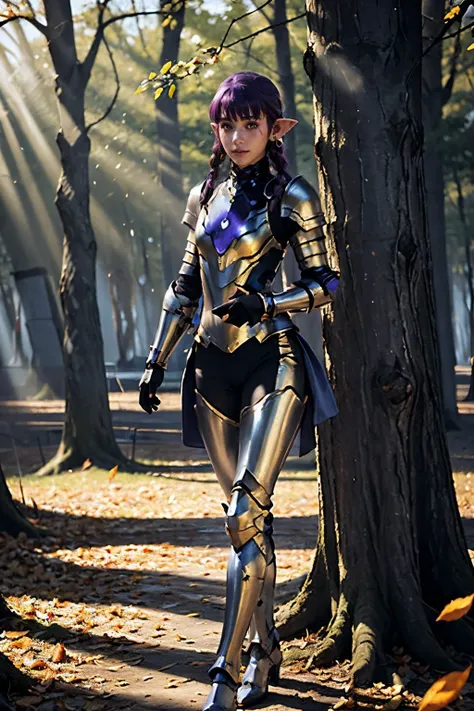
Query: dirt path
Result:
<box><xmin>1</xmin><ymin>374</ymin><xmax>473</xmax><ymax>710</ymax></box>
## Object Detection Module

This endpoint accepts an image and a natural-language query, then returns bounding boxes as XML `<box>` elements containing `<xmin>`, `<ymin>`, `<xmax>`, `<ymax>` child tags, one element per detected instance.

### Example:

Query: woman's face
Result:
<box><xmin>211</xmin><ymin>113</ymin><xmax>271</xmax><ymax>169</ymax></box>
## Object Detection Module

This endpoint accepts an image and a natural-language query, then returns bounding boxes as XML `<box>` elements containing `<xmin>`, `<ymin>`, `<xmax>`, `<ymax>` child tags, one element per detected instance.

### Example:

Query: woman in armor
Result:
<box><xmin>139</xmin><ymin>72</ymin><xmax>339</xmax><ymax>711</ymax></box>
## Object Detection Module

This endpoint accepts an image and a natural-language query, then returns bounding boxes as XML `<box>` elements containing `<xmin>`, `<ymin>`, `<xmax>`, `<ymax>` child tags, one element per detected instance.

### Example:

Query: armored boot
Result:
<box><xmin>237</xmin><ymin>535</ymin><xmax>281</xmax><ymax>707</ymax></box>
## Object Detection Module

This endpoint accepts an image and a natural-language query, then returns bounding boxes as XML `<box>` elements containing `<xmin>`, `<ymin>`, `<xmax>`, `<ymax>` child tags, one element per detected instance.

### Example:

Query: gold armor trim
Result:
<box><xmin>280</xmin><ymin>175</ymin><xmax>326</xmax><ymax>231</ymax></box>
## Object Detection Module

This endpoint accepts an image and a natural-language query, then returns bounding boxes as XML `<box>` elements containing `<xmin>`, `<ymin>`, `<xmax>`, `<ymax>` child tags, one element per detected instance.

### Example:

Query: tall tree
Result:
<box><xmin>277</xmin><ymin>0</ymin><xmax>474</xmax><ymax>684</ymax></box>
<box><xmin>155</xmin><ymin>0</ymin><xmax>187</xmax><ymax>370</ymax></box>
<box><xmin>156</xmin><ymin>0</ymin><xmax>186</xmax><ymax>282</ymax></box>
<box><xmin>0</xmin><ymin>1</ymin><xmax>167</xmax><ymax>472</ymax></box>
<box><xmin>422</xmin><ymin>0</ymin><xmax>459</xmax><ymax>427</ymax></box>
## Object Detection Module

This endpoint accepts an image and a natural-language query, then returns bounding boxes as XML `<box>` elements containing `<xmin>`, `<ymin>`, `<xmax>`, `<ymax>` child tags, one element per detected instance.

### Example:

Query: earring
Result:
<box><xmin>276</xmin><ymin>138</ymin><xmax>283</xmax><ymax>147</ymax></box>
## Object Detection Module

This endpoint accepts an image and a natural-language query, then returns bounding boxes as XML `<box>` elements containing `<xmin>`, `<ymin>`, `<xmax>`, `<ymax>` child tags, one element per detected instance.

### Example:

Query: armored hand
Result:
<box><xmin>212</xmin><ymin>291</ymin><xmax>267</xmax><ymax>327</ymax></box>
<box><xmin>139</xmin><ymin>365</ymin><xmax>165</xmax><ymax>414</ymax></box>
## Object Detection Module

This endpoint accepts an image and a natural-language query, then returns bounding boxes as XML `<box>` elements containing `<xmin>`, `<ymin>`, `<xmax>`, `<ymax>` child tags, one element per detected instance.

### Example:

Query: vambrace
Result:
<box><xmin>267</xmin><ymin>265</ymin><xmax>339</xmax><ymax>316</ymax></box>
<box><xmin>147</xmin><ymin>282</ymin><xmax>199</xmax><ymax>368</ymax></box>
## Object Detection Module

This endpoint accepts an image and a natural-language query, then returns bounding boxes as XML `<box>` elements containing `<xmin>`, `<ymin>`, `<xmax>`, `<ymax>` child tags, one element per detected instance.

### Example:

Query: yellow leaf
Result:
<box><xmin>161</xmin><ymin>60</ymin><xmax>172</xmax><ymax>74</ymax></box>
<box><xmin>162</xmin><ymin>15</ymin><xmax>171</xmax><ymax>27</ymax></box>
<box><xmin>154</xmin><ymin>87</ymin><xmax>164</xmax><ymax>100</ymax></box>
<box><xmin>168</xmin><ymin>83</ymin><xmax>176</xmax><ymax>98</ymax></box>
<box><xmin>468</xmin><ymin>42</ymin><xmax>474</xmax><ymax>51</ymax></box>
<box><xmin>170</xmin><ymin>18</ymin><xmax>177</xmax><ymax>29</ymax></box>
<box><xmin>148</xmin><ymin>71</ymin><xmax>157</xmax><ymax>80</ymax></box>
<box><xmin>134</xmin><ymin>83</ymin><xmax>149</xmax><ymax>95</ymax></box>
<box><xmin>108</xmin><ymin>465</ymin><xmax>118</xmax><ymax>482</ymax></box>
<box><xmin>436</xmin><ymin>593</ymin><xmax>474</xmax><ymax>622</ymax></box>
<box><xmin>82</xmin><ymin>458</ymin><xmax>92</xmax><ymax>471</ymax></box>
<box><xmin>444</xmin><ymin>5</ymin><xmax>461</xmax><ymax>20</ymax></box>
<box><xmin>418</xmin><ymin>665</ymin><xmax>471</xmax><ymax>711</ymax></box>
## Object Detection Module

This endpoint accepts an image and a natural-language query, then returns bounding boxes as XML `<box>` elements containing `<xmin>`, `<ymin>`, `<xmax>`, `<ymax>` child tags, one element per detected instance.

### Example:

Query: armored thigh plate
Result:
<box><xmin>194</xmin><ymin>390</ymin><xmax>239</xmax><ymax>499</ymax></box>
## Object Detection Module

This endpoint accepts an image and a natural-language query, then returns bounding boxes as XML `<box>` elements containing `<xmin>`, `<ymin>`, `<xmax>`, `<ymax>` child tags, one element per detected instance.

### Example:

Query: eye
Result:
<box><xmin>220</xmin><ymin>122</ymin><xmax>232</xmax><ymax>131</ymax></box>
<box><xmin>247</xmin><ymin>121</ymin><xmax>258</xmax><ymax>129</ymax></box>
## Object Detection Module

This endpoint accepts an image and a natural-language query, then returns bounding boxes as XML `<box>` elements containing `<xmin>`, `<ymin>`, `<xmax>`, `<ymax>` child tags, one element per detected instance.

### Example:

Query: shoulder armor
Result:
<box><xmin>280</xmin><ymin>175</ymin><xmax>325</xmax><ymax>231</ymax></box>
<box><xmin>182</xmin><ymin>181</ymin><xmax>204</xmax><ymax>230</ymax></box>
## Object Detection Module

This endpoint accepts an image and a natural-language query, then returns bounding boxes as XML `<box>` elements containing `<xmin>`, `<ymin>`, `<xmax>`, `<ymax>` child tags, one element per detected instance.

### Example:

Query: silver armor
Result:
<box><xmin>147</xmin><ymin>167</ymin><xmax>336</xmax><ymax>710</ymax></box>
<box><xmin>148</xmin><ymin>283</ymin><xmax>199</xmax><ymax>368</ymax></box>
<box><xmin>181</xmin><ymin>174</ymin><xmax>333</xmax><ymax>354</ymax></box>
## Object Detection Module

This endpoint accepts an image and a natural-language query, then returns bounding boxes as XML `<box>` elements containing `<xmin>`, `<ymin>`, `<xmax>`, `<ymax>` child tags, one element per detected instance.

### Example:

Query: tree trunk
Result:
<box><xmin>0</xmin><ymin>465</ymin><xmax>37</xmax><ymax>537</ymax></box>
<box><xmin>155</xmin><ymin>0</ymin><xmax>187</xmax><ymax>371</ymax></box>
<box><xmin>272</xmin><ymin>0</ymin><xmax>298</xmax><ymax>176</ymax></box>
<box><xmin>453</xmin><ymin>170</ymin><xmax>474</xmax><ymax>401</ymax></box>
<box><xmin>422</xmin><ymin>0</ymin><xmax>459</xmax><ymax>428</ymax></box>
<box><xmin>108</xmin><ymin>260</ymin><xmax>136</xmax><ymax>367</ymax></box>
<box><xmin>38</xmin><ymin>1</ymin><xmax>126</xmax><ymax>473</ymax></box>
<box><xmin>277</xmin><ymin>0</ymin><xmax>474</xmax><ymax>685</ymax></box>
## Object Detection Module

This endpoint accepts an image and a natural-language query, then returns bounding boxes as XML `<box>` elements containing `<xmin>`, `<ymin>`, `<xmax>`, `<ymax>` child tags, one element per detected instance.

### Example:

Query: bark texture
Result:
<box><xmin>276</xmin><ymin>0</ymin><xmax>474</xmax><ymax>685</ymax></box>
<box><xmin>37</xmin><ymin>1</ymin><xmax>126</xmax><ymax>473</ymax></box>
<box><xmin>422</xmin><ymin>0</ymin><xmax>459</xmax><ymax>427</ymax></box>
<box><xmin>0</xmin><ymin>465</ymin><xmax>37</xmax><ymax>537</ymax></box>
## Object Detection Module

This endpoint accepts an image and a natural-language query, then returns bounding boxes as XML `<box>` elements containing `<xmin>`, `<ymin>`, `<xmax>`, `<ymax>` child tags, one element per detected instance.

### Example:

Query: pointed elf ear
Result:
<box><xmin>270</xmin><ymin>118</ymin><xmax>298</xmax><ymax>141</ymax></box>
<box><xmin>210</xmin><ymin>123</ymin><xmax>219</xmax><ymax>138</ymax></box>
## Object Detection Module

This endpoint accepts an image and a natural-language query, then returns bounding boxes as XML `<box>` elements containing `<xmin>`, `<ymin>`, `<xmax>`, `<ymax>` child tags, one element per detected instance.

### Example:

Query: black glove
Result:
<box><xmin>212</xmin><ymin>291</ymin><xmax>265</xmax><ymax>328</ymax></box>
<box><xmin>138</xmin><ymin>365</ymin><xmax>165</xmax><ymax>414</ymax></box>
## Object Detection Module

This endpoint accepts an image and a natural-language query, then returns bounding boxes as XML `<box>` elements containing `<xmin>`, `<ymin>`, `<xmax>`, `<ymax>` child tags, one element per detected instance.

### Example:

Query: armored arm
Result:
<box><xmin>146</xmin><ymin>183</ymin><xmax>203</xmax><ymax>369</ymax></box>
<box><xmin>268</xmin><ymin>176</ymin><xmax>339</xmax><ymax>316</ymax></box>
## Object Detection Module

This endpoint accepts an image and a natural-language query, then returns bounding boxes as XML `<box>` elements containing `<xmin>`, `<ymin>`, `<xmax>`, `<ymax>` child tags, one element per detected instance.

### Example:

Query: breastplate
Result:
<box><xmin>194</xmin><ymin>178</ymin><xmax>293</xmax><ymax>353</ymax></box>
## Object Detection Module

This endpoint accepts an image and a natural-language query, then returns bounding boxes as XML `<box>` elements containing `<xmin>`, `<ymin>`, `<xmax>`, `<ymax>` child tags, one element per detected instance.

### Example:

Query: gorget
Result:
<box><xmin>193</xmin><ymin>158</ymin><xmax>292</xmax><ymax>353</ymax></box>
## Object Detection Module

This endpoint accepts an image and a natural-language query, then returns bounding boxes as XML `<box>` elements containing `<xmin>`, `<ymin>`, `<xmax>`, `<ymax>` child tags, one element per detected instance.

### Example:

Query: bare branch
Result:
<box><xmin>0</xmin><ymin>11</ymin><xmax>47</xmax><ymax>36</ymax></box>
<box><xmin>443</xmin><ymin>18</ymin><xmax>474</xmax><ymax>41</ymax></box>
<box><xmin>82</xmin><ymin>0</ymin><xmax>183</xmax><ymax>86</ymax></box>
<box><xmin>219</xmin><ymin>0</ymin><xmax>274</xmax><ymax>50</ymax></box>
<box><xmin>86</xmin><ymin>30</ymin><xmax>120</xmax><ymax>133</ymax></box>
<box><xmin>102</xmin><ymin>8</ymin><xmax>167</xmax><ymax>31</ymax></box>
<box><xmin>131</xmin><ymin>0</ymin><xmax>153</xmax><ymax>61</ymax></box>
<box><xmin>422</xmin><ymin>1</ymin><xmax>473</xmax><ymax>59</ymax></box>
<box><xmin>81</xmin><ymin>1</ymin><xmax>108</xmax><ymax>86</ymax></box>
<box><xmin>223</xmin><ymin>11</ymin><xmax>306</xmax><ymax>51</ymax></box>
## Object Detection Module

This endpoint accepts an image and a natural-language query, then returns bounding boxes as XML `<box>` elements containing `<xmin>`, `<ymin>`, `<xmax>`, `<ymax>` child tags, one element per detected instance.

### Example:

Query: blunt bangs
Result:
<box><xmin>209</xmin><ymin>73</ymin><xmax>283</xmax><ymax>126</ymax></box>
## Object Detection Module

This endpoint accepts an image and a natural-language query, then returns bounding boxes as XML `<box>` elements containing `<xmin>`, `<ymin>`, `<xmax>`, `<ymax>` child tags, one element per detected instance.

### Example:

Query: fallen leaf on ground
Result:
<box><xmin>51</xmin><ymin>643</ymin><xmax>66</xmax><ymax>663</ymax></box>
<box><xmin>4</xmin><ymin>630</ymin><xmax>29</xmax><ymax>639</ymax></box>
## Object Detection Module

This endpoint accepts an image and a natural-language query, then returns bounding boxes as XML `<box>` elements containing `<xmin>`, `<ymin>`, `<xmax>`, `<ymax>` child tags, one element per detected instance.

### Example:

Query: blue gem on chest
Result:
<box><xmin>205</xmin><ymin>184</ymin><xmax>266</xmax><ymax>256</ymax></box>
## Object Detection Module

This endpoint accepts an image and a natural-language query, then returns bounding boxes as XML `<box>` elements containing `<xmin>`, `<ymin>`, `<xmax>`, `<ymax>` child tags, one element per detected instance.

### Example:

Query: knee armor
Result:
<box><xmin>225</xmin><ymin>471</ymin><xmax>273</xmax><ymax>552</ymax></box>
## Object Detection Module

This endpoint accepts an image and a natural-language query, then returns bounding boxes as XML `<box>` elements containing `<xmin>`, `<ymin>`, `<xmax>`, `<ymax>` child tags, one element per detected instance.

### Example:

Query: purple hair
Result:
<box><xmin>200</xmin><ymin>72</ymin><xmax>291</xmax><ymax>206</ymax></box>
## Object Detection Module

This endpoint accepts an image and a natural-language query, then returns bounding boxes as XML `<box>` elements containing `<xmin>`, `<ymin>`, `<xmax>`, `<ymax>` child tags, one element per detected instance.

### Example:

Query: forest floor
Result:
<box><xmin>0</xmin><ymin>368</ymin><xmax>473</xmax><ymax>711</ymax></box>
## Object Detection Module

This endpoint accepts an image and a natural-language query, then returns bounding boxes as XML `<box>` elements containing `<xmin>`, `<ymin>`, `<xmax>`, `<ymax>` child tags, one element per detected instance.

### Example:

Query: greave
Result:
<box><xmin>209</xmin><ymin>524</ymin><xmax>273</xmax><ymax>684</ymax></box>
